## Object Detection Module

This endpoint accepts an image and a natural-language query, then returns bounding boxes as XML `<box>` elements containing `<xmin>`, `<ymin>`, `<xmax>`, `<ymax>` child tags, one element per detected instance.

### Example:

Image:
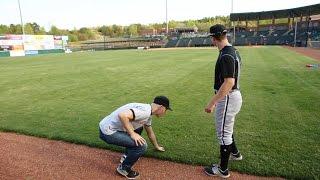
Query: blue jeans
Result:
<box><xmin>99</xmin><ymin>127</ymin><xmax>147</xmax><ymax>170</ymax></box>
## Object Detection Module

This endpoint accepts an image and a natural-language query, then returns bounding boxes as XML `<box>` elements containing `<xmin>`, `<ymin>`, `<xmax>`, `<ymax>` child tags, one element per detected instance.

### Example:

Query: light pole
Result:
<box><xmin>166</xmin><ymin>0</ymin><xmax>168</xmax><ymax>34</ymax></box>
<box><xmin>231</xmin><ymin>0</ymin><xmax>236</xmax><ymax>45</ymax></box>
<box><xmin>294</xmin><ymin>18</ymin><xmax>297</xmax><ymax>47</ymax></box>
<box><xmin>305</xmin><ymin>16</ymin><xmax>311</xmax><ymax>47</ymax></box>
<box><xmin>18</xmin><ymin>0</ymin><xmax>25</xmax><ymax>50</ymax></box>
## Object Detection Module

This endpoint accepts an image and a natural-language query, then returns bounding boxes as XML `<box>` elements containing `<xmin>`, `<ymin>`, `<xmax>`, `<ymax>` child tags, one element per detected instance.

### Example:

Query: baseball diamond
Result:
<box><xmin>0</xmin><ymin>46</ymin><xmax>319</xmax><ymax>179</ymax></box>
<box><xmin>0</xmin><ymin>1</ymin><xmax>319</xmax><ymax>179</ymax></box>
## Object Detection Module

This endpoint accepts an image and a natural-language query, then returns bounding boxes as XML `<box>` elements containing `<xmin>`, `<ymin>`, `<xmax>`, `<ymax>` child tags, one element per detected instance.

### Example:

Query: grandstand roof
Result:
<box><xmin>230</xmin><ymin>3</ymin><xmax>320</xmax><ymax>21</ymax></box>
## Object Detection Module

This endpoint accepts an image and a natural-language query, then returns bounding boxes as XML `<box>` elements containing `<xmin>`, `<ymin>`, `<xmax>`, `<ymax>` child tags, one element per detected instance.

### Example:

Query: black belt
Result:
<box><xmin>214</xmin><ymin>89</ymin><xmax>239</xmax><ymax>94</ymax></box>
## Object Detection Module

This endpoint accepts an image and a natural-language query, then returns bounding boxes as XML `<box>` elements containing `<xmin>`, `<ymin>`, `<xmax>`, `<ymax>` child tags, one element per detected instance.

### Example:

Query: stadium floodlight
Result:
<box><xmin>18</xmin><ymin>0</ymin><xmax>25</xmax><ymax>49</ymax></box>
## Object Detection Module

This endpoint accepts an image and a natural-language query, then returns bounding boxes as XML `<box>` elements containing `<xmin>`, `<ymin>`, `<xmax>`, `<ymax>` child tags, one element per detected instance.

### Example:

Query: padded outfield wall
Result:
<box><xmin>0</xmin><ymin>35</ymin><xmax>68</xmax><ymax>57</ymax></box>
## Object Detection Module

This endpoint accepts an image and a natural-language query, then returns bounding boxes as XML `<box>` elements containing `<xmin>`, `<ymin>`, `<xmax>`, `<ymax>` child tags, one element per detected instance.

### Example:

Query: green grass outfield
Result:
<box><xmin>0</xmin><ymin>47</ymin><xmax>319</xmax><ymax>179</ymax></box>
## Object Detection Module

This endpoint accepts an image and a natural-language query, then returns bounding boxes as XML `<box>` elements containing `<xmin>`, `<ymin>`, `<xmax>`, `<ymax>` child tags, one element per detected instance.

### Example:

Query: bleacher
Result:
<box><xmin>164</xmin><ymin>4</ymin><xmax>320</xmax><ymax>48</ymax></box>
<box><xmin>164</xmin><ymin>23</ymin><xmax>319</xmax><ymax>47</ymax></box>
<box><xmin>165</xmin><ymin>36</ymin><xmax>213</xmax><ymax>48</ymax></box>
<box><xmin>165</xmin><ymin>38</ymin><xmax>179</xmax><ymax>48</ymax></box>
<box><xmin>231</xmin><ymin>19</ymin><xmax>320</xmax><ymax>46</ymax></box>
<box><xmin>230</xmin><ymin>3</ymin><xmax>320</xmax><ymax>47</ymax></box>
<box><xmin>176</xmin><ymin>38</ymin><xmax>191</xmax><ymax>47</ymax></box>
<box><xmin>189</xmin><ymin>37</ymin><xmax>205</xmax><ymax>47</ymax></box>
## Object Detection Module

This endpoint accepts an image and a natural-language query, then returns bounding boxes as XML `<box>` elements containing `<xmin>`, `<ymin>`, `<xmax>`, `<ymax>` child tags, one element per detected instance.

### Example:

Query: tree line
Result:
<box><xmin>0</xmin><ymin>16</ymin><xmax>276</xmax><ymax>42</ymax></box>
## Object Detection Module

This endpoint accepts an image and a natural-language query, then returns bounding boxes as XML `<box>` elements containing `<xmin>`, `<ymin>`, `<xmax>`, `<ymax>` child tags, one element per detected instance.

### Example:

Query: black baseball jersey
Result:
<box><xmin>214</xmin><ymin>45</ymin><xmax>241</xmax><ymax>91</ymax></box>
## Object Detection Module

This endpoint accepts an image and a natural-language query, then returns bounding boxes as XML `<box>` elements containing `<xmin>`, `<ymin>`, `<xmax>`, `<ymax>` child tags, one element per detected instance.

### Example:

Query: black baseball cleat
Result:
<box><xmin>116</xmin><ymin>164</ymin><xmax>140</xmax><ymax>179</ymax></box>
<box><xmin>204</xmin><ymin>164</ymin><xmax>230</xmax><ymax>178</ymax></box>
<box><xmin>230</xmin><ymin>152</ymin><xmax>243</xmax><ymax>161</ymax></box>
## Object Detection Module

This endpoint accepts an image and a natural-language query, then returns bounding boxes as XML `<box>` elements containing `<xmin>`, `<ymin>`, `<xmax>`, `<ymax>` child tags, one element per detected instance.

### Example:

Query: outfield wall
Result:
<box><xmin>0</xmin><ymin>51</ymin><xmax>10</xmax><ymax>57</ymax></box>
<box><xmin>0</xmin><ymin>35</ymin><xmax>68</xmax><ymax>57</ymax></box>
<box><xmin>308</xmin><ymin>41</ymin><xmax>320</xmax><ymax>48</ymax></box>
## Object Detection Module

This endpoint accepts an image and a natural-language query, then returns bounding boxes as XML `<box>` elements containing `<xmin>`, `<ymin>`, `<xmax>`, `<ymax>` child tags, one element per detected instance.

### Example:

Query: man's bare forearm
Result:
<box><xmin>209</xmin><ymin>79</ymin><xmax>234</xmax><ymax>106</ymax></box>
<box><xmin>119</xmin><ymin>114</ymin><xmax>135</xmax><ymax>135</ymax></box>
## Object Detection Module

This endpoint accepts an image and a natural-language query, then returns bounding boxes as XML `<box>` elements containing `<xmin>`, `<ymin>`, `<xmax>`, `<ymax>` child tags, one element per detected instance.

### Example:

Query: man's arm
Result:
<box><xmin>205</xmin><ymin>78</ymin><xmax>235</xmax><ymax>113</ymax></box>
<box><xmin>144</xmin><ymin>125</ymin><xmax>165</xmax><ymax>152</ymax></box>
<box><xmin>118</xmin><ymin>110</ymin><xmax>146</xmax><ymax>146</ymax></box>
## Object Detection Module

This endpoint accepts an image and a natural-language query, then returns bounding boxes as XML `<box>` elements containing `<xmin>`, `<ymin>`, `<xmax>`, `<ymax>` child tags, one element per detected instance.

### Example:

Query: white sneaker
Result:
<box><xmin>120</xmin><ymin>154</ymin><xmax>127</xmax><ymax>163</ymax></box>
<box><xmin>230</xmin><ymin>152</ymin><xmax>243</xmax><ymax>161</ymax></box>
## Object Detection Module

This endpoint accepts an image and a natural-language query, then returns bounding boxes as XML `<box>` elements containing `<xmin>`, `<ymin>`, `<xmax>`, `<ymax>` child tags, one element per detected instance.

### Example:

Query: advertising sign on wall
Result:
<box><xmin>0</xmin><ymin>34</ymin><xmax>68</xmax><ymax>57</ymax></box>
<box><xmin>24</xmin><ymin>35</ymin><xmax>54</xmax><ymax>50</ymax></box>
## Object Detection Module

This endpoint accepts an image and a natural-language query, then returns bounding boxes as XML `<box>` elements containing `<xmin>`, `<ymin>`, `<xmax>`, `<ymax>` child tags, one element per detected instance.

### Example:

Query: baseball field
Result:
<box><xmin>0</xmin><ymin>46</ymin><xmax>319</xmax><ymax>179</ymax></box>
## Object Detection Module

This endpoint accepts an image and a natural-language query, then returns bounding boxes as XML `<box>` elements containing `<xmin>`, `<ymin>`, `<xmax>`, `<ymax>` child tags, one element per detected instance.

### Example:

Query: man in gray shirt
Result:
<box><xmin>99</xmin><ymin>96</ymin><xmax>172</xmax><ymax>179</ymax></box>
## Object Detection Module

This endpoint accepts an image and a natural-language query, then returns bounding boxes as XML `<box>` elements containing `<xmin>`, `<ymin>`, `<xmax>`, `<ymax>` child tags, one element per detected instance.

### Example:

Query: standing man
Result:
<box><xmin>204</xmin><ymin>24</ymin><xmax>243</xmax><ymax>178</ymax></box>
<box><xmin>99</xmin><ymin>96</ymin><xmax>172</xmax><ymax>179</ymax></box>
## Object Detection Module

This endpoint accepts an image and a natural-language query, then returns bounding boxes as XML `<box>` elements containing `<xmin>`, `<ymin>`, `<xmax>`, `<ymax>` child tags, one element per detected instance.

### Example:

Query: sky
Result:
<box><xmin>0</xmin><ymin>0</ymin><xmax>319</xmax><ymax>30</ymax></box>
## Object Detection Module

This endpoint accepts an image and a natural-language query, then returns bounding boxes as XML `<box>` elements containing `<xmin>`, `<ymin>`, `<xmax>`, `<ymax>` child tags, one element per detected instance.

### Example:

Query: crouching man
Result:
<box><xmin>99</xmin><ymin>96</ymin><xmax>172</xmax><ymax>179</ymax></box>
